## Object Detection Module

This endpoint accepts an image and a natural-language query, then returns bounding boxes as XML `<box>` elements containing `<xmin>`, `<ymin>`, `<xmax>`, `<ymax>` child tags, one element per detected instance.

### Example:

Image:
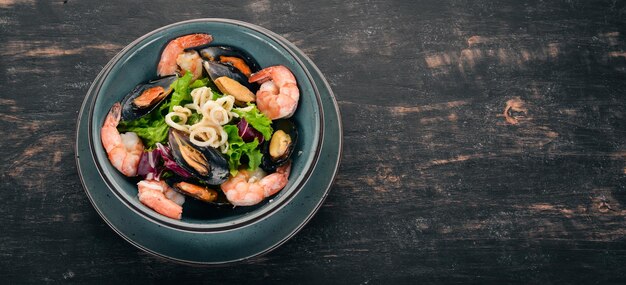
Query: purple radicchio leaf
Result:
<box><xmin>155</xmin><ymin>143</ymin><xmax>193</xmax><ymax>179</ymax></box>
<box><xmin>137</xmin><ymin>148</ymin><xmax>163</xmax><ymax>181</ymax></box>
<box><xmin>237</xmin><ymin>118</ymin><xmax>264</xmax><ymax>143</ymax></box>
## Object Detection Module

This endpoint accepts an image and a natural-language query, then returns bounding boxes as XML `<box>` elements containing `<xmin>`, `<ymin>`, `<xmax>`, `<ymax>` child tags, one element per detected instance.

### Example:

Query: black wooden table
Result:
<box><xmin>2</xmin><ymin>1</ymin><xmax>626</xmax><ymax>283</ymax></box>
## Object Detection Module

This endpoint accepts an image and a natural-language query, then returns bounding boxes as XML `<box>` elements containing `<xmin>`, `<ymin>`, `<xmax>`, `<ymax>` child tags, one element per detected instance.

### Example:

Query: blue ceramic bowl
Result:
<box><xmin>88</xmin><ymin>19</ymin><xmax>323</xmax><ymax>231</ymax></box>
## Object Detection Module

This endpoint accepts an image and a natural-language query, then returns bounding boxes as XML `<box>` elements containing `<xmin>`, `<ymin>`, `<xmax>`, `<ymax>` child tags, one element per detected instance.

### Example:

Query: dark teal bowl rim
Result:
<box><xmin>86</xmin><ymin>19</ymin><xmax>324</xmax><ymax>232</ymax></box>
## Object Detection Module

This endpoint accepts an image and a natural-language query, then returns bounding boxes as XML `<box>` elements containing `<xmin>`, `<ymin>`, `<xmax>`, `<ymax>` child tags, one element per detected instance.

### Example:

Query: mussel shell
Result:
<box><xmin>196</xmin><ymin>45</ymin><xmax>261</xmax><ymax>75</ymax></box>
<box><xmin>165</xmin><ymin>178</ymin><xmax>231</xmax><ymax>206</ymax></box>
<box><xmin>121</xmin><ymin>75</ymin><xmax>176</xmax><ymax>121</ymax></box>
<box><xmin>260</xmin><ymin>119</ymin><xmax>298</xmax><ymax>172</ymax></box>
<box><xmin>168</xmin><ymin>129</ymin><xmax>229</xmax><ymax>185</ymax></box>
<box><xmin>203</xmin><ymin>61</ymin><xmax>259</xmax><ymax>93</ymax></box>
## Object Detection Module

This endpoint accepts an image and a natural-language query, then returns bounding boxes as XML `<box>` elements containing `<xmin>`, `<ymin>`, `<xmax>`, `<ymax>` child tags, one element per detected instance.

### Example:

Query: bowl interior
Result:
<box><xmin>89</xmin><ymin>20</ymin><xmax>321</xmax><ymax>230</ymax></box>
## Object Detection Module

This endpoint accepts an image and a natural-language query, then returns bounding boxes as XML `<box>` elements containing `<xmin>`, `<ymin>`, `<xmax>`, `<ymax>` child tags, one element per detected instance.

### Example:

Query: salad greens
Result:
<box><xmin>168</xmin><ymin>72</ymin><xmax>194</xmax><ymax>113</ymax></box>
<box><xmin>187</xmin><ymin>112</ymin><xmax>203</xmax><ymax>125</ymax></box>
<box><xmin>117</xmin><ymin>100</ymin><xmax>170</xmax><ymax>148</ymax></box>
<box><xmin>223</xmin><ymin>125</ymin><xmax>263</xmax><ymax>176</ymax></box>
<box><xmin>189</xmin><ymin>77</ymin><xmax>209</xmax><ymax>89</ymax></box>
<box><xmin>117</xmin><ymin>73</ymin><xmax>273</xmax><ymax>175</ymax></box>
<box><xmin>233</xmin><ymin>105</ymin><xmax>273</xmax><ymax>140</ymax></box>
<box><xmin>118</xmin><ymin>73</ymin><xmax>196</xmax><ymax>148</ymax></box>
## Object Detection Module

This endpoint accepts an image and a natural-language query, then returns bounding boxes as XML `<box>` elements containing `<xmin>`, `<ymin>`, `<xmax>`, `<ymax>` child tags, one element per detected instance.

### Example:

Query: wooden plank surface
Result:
<box><xmin>1</xmin><ymin>0</ymin><xmax>626</xmax><ymax>283</ymax></box>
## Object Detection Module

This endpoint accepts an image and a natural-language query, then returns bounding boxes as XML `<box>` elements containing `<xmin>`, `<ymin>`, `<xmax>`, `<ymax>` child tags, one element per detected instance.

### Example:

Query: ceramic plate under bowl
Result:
<box><xmin>76</xmin><ymin>18</ymin><xmax>342</xmax><ymax>264</ymax></box>
<box><xmin>88</xmin><ymin>19</ymin><xmax>322</xmax><ymax>230</ymax></box>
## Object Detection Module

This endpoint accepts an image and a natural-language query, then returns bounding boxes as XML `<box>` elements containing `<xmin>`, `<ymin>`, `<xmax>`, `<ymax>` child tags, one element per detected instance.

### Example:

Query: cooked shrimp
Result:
<box><xmin>220</xmin><ymin>162</ymin><xmax>291</xmax><ymax>206</ymax></box>
<box><xmin>101</xmin><ymin>102</ymin><xmax>144</xmax><ymax>177</ymax></box>
<box><xmin>137</xmin><ymin>180</ymin><xmax>184</xmax><ymax>220</ymax></box>
<box><xmin>176</xmin><ymin>50</ymin><xmax>203</xmax><ymax>80</ymax></box>
<box><xmin>138</xmin><ymin>180</ymin><xmax>186</xmax><ymax>206</ymax></box>
<box><xmin>157</xmin><ymin>33</ymin><xmax>213</xmax><ymax>77</ymax></box>
<box><xmin>249</xmin><ymin>65</ymin><xmax>299</xmax><ymax>120</ymax></box>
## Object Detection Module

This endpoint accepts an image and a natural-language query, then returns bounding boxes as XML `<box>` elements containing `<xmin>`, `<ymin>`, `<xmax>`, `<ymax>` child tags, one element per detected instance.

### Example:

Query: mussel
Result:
<box><xmin>172</xmin><ymin>181</ymin><xmax>218</xmax><ymax>203</ymax></box>
<box><xmin>203</xmin><ymin>61</ymin><xmax>258</xmax><ymax>105</ymax></box>
<box><xmin>168</xmin><ymin>129</ymin><xmax>229</xmax><ymax>185</ymax></box>
<box><xmin>195</xmin><ymin>45</ymin><xmax>261</xmax><ymax>77</ymax></box>
<box><xmin>203</xmin><ymin>60</ymin><xmax>258</xmax><ymax>91</ymax></box>
<box><xmin>214</xmin><ymin>76</ymin><xmax>256</xmax><ymax>105</ymax></box>
<box><xmin>165</xmin><ymin>178</ymin><xmax>232</xmax><ymax>206</ymax></box>
<box><xmin>120</xmin><ymin>75</ymin><xmax>176</xmax><ymax>121</ymax></box>
<box><xmin>260</xmin><ymin>119</ymin><xmax>298</xmax><ymax>172</ymax></box>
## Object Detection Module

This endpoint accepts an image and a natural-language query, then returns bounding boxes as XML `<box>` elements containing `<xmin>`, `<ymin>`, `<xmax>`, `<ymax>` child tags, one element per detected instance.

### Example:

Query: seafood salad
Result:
<box><xmin>101</xmin><ymin>33</ymin><xmax>300</xmax><ymax>220</ymax></box>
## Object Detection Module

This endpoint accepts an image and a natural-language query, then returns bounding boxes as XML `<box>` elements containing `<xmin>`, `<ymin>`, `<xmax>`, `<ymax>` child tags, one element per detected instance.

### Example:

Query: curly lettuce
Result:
<box><xmin>233</xmin><ymin>105</ymin><xmax>273</xmax><ymax>140</ymax></box>
<box><xmin>223</xmin><ymin>124</ymin><xmax>263</xmax><ymax>176</ymax></box>
<box><xmin>117</xmin><ymin>101</ymin><xmax>170</xmax><ymax>148</ymax></box>
<box><xmin>118</xmin><ymin>73</ymin><xmax>198</xmax><ymax>148</ymax></box>
<box><xmin>168</xmin><ymin>72</ymin><xmax>194</xmax><ymax>113</ymax></box>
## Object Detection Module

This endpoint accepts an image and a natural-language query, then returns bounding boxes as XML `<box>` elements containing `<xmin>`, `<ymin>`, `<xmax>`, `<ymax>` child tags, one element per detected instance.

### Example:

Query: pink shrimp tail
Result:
<box><xmin>248</xmin><ymin>67</ymin><xmax>273</xmax><ymax>84</ymax></box>
<box><xmin>104</xmin><ymin>102</ymin><xmax>121</xmax><ymax>127</ymax></box>
<box><xmin>261</xmin><ymin>162</ymin><xmax>291</xmax><ymax>197</ymax></box>
<box><xmin>101</xmin><ymin>103</ymin><xmax>122</xmax><ymax>153</ymax></box>
<box><xmin>277</xmin><ymin>161</ymin><xmax>292</xmax><ymax>176</ymax></box>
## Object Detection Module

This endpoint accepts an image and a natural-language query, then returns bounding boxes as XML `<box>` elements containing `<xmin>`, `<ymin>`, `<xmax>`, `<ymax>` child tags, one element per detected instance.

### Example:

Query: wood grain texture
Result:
<box><xmin>1</xmin><ymin>0</ymin><xmax>626</xmax><ymax>283</ymax></box>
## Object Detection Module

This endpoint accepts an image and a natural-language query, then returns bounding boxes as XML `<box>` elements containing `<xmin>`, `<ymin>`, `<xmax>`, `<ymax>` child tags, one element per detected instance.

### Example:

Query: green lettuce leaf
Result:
<box><xmin>118</xmin><ymin>100</ymin><xmax>170</xmax><ymax>148</ymax></box>
<box><xmin>168</xmin><ymin>72</ymin><xmax>194</xmax><ymax>113</ymax></box>
<box><xmin>211</xmin><ymin>89</ymin><xmax>223</xmax><ymax>100</ymax></box>
<box><xmin>233</xmin><ymin>105</ymin><xmax>273</xmax><ymax>140</ymax></box>
<box><xmin>188</xmin><ymin>76</ymin><xmax>223</xmax><ymax>100</ymax></box>
<box><xmin>223</xmin><ymin>124</ymin><xmax>263</xmax><ymax>176</ymax></box>
<box><xmin>187</xmin><ymin>112</ymin><xmax>203</xmax><ymax>125</ymax></box>
<box><xmin>117</xmin><ymin>74</ymin><xmax>197</xmax><ymax>148</ymax></box>
<box><xmin>189</xmin><ymin>77</ymin><xmax>209</xmax><ymax>89</ymax></box>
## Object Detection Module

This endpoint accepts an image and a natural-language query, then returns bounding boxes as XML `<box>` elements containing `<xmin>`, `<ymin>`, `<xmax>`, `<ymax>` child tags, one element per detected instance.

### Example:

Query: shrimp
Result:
<box><xmin>101</xmin><ymin>102</ymin><xmax>144</xmax><ymax>177</ymax></box>
<box><xmin>176</xmin><ymin>51</ymin><xmax>203</xmax><ymax>80</ymax></box>
<box><xmin>157</xmin><ymin>33</ymin><xmax>213</xmax><ymax>77</ymax></box>
<box><xmin>220</xmin><ymin>162</ymin><xmax>292</xmax><ymax>206</ymax></box>
<box><xmin>248</xmin><ymin>65</ymin><xmax>299</xmax><ymax>120</ymax></box>
<box><xmin>137</xmin><ymin>180</ymin><xmax>184</xmax><ymax>220</ymax></box>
